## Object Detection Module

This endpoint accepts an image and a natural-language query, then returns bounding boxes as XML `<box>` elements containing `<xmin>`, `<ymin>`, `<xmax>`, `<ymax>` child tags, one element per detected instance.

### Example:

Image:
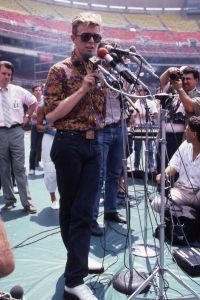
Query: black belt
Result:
<box><xmin>57</xmin><ymin>129</ymin><xmax>97</xmax><ymax>140</ymax></box>
<box><xmin>104</xmin><ymin>120</ymin><xmax>121</xmax><ymax>128</ymax></box>
<box><xmin>0</xmin><ymin>124</ymin><xmax>22</xmax><ymax>129</ymax></box>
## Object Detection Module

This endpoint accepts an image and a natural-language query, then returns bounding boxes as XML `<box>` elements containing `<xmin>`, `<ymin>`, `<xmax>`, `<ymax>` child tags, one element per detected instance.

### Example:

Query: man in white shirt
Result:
<box><xmin>156</xmin><ymin>116</ymin><xmax>200</xmax><ymax>209</ymax></box>
<box><xmin>0</xmin><ymin>61</ymin><xmax>37</xmax><ymax>213</ymax></box>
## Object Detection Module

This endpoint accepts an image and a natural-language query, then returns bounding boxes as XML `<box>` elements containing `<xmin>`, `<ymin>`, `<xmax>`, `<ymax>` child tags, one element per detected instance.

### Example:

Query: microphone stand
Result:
<box><xmin>127</xmin><ymin>103</ymin><xmax>200</xmax><ymax>300</ymax></box>
<box><xmin>112</xmin><ymin>93</ymin><xmax>149</xmax><ymax>296</ymax></box>
<box><xmin>132</xmin><ymin>98</ymin><xmax>159</xmax><ymax>259</ymax></box>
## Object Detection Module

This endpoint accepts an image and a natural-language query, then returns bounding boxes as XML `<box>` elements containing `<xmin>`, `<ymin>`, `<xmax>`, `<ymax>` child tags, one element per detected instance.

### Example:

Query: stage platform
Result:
<box><xmin>1</xmin><ymin>132</ymin><xmax>200</xmax><ymax>300</ymax></box>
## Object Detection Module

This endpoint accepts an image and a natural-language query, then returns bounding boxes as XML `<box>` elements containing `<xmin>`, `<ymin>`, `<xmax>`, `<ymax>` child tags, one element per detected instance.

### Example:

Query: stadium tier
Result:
<box><xmin>0</xmin><ymin>1</ymin><xmax>200</xmax><ymax>87</ymax></box>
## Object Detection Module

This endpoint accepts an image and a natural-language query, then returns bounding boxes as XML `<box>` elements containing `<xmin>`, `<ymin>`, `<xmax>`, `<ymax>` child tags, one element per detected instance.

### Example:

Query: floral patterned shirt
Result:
<box><xmin>44</xmin><ymin>51</ymin><xmax>106</xmax><ymax>131</ymax></box>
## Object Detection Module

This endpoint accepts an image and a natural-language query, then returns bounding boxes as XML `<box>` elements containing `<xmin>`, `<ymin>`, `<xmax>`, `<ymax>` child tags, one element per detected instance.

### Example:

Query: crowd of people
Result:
<box><xmin>0</xmin><ymin>11</ymin><xmax>200</xmax><ymax>300</ymax></box>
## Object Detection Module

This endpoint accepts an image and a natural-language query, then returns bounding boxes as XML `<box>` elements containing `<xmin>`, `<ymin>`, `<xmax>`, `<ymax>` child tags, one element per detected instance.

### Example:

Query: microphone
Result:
<box><xmin>83</xmin><ymin>51</ymin><xmax>119</xmax><ymax>87</ymax></box>
<box><xmin>97</xmin><ymin>48</ymin><xmax>136</xmax><ymax>85</ymax></box>
<box><xmin>129</xmin><ymin>46</ymin><xmax>159</xmax><ymax>80</ymax></box>
<box><xmin>105</xmin><ymin>45</ymin><xmax>131</xmax><ymax>56</ymax></box>
<box><xmin>82</xmin><ymin>52</ymin><xmax>100</xmax><ymax>71</ymax></box>
<box><xmin>10</xmin><ymin>285</ymin><xmax>24</xmax><ymax>300</ymax></box>
<box><xmin>129</xmin><ymin>46</ymin><xmax>155</xmax><ymax>72</ymax></box>
<box><xmin>105</xmin><ymin>45</ymin><xmax>159</xmax><ymax>80</ymax></box>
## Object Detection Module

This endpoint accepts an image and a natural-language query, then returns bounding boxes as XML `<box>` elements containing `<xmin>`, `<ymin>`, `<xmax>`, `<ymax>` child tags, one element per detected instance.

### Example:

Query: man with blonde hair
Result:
<box><xmin>45</xmin><ymin>11</ymin><xmax>106</xmax><ymax>300</ymax></box>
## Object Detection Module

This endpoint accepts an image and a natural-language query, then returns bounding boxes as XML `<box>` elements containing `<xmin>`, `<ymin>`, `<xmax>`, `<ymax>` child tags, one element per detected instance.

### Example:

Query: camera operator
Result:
<box><xmin>156</xmin><ymin>67</ymin><xmax>187</xmax><ymax>173</ymax></box>
<box><xmin>160</xmin><ymin>66</ymin><xmax>200</xmax><ymax>117</ymax></box>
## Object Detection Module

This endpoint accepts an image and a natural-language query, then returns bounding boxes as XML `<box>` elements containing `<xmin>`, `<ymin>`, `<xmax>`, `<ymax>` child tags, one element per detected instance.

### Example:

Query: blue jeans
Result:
<box><xmin>51</xmin><ymin>131</ymin><xmax>100</xmax><ymax>287</ymax></box>
<box><xmin>134</xmin><ymin>139</ymin><xmax>154</xmax><ymax>171</ymax></box>
<box><xmin>93</xmin><ymin>123</ymin><xmax>124</xmax><ymax>220</ymax></box>
<box><xmin>29</xmin><ymin>125</ymin><xmax>43</xmax><ymax>170</ymax></box>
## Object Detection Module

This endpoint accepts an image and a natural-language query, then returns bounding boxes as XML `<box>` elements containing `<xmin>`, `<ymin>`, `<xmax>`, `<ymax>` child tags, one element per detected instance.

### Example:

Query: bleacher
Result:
<box><xmin>17</xmin><ymin>0</ymin><xmax>61</xmax><ymax>19</ymax></box>
<box><xmin>0</xmin><ymin>0</ymin><xmax>27</xmax><ymax>14</ymax></box>
<box><xmin>0</xmin><ymin>4</ymin><xmax>199</xmax><ymax>58</ymax></box>
<box><xmin>160</xmin><ymin>15</ymin><xmax>199</xmax><ymax>32</ymax></box>
<box><xmin>125</xmin><ymin>13</ymin><xmax>164</xmax><ymax>30</ymax></box>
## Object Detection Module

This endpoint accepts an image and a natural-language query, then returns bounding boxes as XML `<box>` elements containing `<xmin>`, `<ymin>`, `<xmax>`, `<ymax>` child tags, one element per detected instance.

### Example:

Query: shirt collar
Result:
<box><xmin>188</xmin><ymin>87</ymin><xmax>197</xmax><ymax>96</ymax></box>
<box><xmin>0</xmin><ymin>86</ymin><xmax>8</xmax><ymax>92</ymax></box>
<box><xmin>71</xmin><ymin>50</ymin><xmax>85</xmax><ymax>68</ymax></box>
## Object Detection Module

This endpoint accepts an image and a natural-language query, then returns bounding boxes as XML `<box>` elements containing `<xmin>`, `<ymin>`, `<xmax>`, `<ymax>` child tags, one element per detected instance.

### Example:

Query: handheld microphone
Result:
<box><xmin>83</xmin><ymin>51</ymin><xmax>119</xmax><ymax>88</ymax></box>
<box><xmin>82</xmin><ymin>52</ymin><xmax>100</xmax><ymax>71</ymax></box>
<box><xmin>10</xmin><ymin>285</ymin><xmax>24</xmax><ymax>300</ymax></box>
<box><xmin>98</xmin><ymin>48</ymin><xmax>136</xmax><ymax>85</ymax></box>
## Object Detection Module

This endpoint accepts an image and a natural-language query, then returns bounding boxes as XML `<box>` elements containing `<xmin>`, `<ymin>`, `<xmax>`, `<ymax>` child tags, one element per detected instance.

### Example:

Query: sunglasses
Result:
<box><xmin>76</xmin><ymin>32</ymin><xmax>102</xmax><ymax>43</ymax></box>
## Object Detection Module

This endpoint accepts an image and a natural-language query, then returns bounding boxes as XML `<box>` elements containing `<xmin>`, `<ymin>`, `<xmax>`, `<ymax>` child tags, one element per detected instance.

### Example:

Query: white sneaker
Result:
<box><xmin>51</xmin><ymin>200</ymin><xmax>59</xmax><ymax>210</ymax></box>
<box><xmin>29</xmin><ymin>169</ymin><xmax>35</xmax><ymax>175</ymax></box>
<box><xmin>13</xmin><ymin>186</ymin><xmax>18</xmax><ymax>194</ymax></box>
<box><xmin>64</xmin><ymin>284</ymin><xmax>97</xmax><ymax>300</ymax></box>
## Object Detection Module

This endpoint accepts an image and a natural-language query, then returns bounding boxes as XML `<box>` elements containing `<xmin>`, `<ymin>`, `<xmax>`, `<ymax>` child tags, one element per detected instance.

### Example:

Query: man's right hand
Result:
<box><xmin>81</xmin><ymin>73</ymin><xmax>97</xmax><ymax>93</ymax></box>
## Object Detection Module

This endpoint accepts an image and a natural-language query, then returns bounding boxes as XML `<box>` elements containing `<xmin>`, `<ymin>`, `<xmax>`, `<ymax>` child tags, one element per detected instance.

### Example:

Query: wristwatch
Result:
<box><xmin>25</xmin><ymin>113</ymin><xmax>30</xmax><ymax>119</ymax></box>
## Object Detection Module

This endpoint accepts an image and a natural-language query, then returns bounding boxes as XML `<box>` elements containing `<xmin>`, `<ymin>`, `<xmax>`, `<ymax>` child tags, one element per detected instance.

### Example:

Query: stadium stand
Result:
<box><xmin>17</xmin><ymin>0</ymin><xmax>61</xmax><ymax>19</ymax></box>
<box><xmin>0</xmin><ymin>0</ymin><xmax>27</xmax><ymax>14</ymax></box>
<box><xmin>125</xmin><ymin>13</ymin><xmax>164</xmax><ymax>30</ymax></box>
<box><xmin>160</xmin><ymin>15</ymin><xmax>199</xmax><ymax>32</ymax></box>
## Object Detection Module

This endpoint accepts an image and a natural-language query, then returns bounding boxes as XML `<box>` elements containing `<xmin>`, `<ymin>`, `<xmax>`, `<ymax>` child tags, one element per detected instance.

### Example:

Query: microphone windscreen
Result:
<box><xmin>10</xmin><ymin>285</ymin><xmax>24</xmax><ymax>299</ymax></box>
<box><xmin>82</xmin><ymin>51</ymin><xmax>93</xmax><ymax>62</ymax></box>
<box><xmin>97</xmin><ymin>48</ymin><xmax>109</xmax><ymax>59</ymax></box>
<box><xmin>129</xmin><ymin>45</ymin><xmax>136</xmax><ymax>53</ymax></box>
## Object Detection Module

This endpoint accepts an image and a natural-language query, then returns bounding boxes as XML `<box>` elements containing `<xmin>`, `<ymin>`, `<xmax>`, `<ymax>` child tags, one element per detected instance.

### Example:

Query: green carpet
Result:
<box><xmin>1</xmin><ymin>132</ymin><xmax>200</xmax><ymax>300</ymax></box>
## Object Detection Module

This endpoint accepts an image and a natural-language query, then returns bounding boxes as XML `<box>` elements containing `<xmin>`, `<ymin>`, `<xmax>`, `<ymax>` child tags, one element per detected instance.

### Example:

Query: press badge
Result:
<box><xmin>13</xmin><ymin>100</ymin><xmax>20</xmax><ymax>109</ymax></box>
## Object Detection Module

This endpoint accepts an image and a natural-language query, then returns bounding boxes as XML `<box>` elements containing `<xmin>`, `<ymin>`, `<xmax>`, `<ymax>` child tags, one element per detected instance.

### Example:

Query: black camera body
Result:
<box><xmin>169</xmin><ymin>71</ymin><xmax>183</xmax><ymax>81</ymax></box>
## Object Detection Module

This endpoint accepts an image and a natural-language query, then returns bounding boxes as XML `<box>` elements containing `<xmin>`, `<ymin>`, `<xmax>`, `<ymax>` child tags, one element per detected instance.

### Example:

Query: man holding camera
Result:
<box><xmin>160</xmin><ymin>66</ymin><xmax>200</xmax><ymax>117</ymax></box>
<box><xmin>157</xmin><ymin>66</ymin><xmax>200</xmax><ymax>173</ymax></box>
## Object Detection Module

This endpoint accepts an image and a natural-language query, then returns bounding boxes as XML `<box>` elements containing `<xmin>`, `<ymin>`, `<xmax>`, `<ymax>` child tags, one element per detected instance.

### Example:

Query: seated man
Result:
<box><xmin>156</xmin><ymin>116</ymin><xmax>200</xmax><ymax>209</ymax></box>
<box><xmin>0</xmin><ymin>217</ymin><xmax>15</xmax><ymax>278</ymax></box>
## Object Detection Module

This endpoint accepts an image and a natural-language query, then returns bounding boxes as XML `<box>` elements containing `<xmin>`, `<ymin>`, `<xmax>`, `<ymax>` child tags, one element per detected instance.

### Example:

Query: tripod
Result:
<box><xmin>127</xmin><ymin>106</ymin><xmax>200</xmax><ymax>300</ymax></box>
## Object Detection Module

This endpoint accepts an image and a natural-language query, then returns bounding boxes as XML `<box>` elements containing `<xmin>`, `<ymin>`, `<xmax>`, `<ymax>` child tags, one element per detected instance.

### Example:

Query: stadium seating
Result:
<box><xmin>160</xmin><ymin>15</ymin><xmax>199</xmax><ymax>32</ymax></box>
<box><xmin>0</xmin><ymin>0</ymin><xmax>27</xmax><ymax>14</ymax></box>
<box><xmin>0</xmin><ymin>5</ymin><xmax>199</xmax><ymax>58</ymax></box>
<box><xmin>18</xmin><ymin>0</ymin><xmax>61</xmax><ymax>19</ymax></box>
<box><xmin>125</xmin><ymin>13</ymin><xmax>164</xmax><ymax>30</ymax></box>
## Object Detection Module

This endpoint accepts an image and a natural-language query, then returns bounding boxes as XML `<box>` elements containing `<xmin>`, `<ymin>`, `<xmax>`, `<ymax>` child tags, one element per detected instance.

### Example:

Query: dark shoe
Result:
<box><xmin>90</xmin><ymin>221</ymin><xmax>104</xmax><ymax>236</ymax></box>
<box><xmin>1</xmin><ymin>201</ymin><xmax>16</xmax><ymax>211</ymax></box>
<box><xmin>104</xmin><ymin>212</ymin><xmax>127</xmax><ymax>224</ymax></box>
<box><xmin>24</xmin><ymin>204</ymin><xmax>37</xmax><ymax>214</ymax></box>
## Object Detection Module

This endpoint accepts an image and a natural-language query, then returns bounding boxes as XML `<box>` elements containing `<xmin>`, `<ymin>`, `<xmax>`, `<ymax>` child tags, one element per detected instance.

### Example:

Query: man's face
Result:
<box><xmin>185</xmin><ymin>125</ymin><xmax>195</xmax><ymax>143</ymax></box>
<box><xmin>71</xmin><ymin>24</ymin><xmax>101</xmax><ymax>59</ymax></box>
<box><xmin>33</xmin><ymin>86</ymin><xmax>43</xmax><ymax>101</ymax></box>
<box><xmin>182</xmin><ymin>73</ymin><xmax>198</xmax><ymax>92</ymax></box>
<box><xmin>0</xmin><ymin>66</ymin><xmax>12</xmax><ymax>88</ymax></box>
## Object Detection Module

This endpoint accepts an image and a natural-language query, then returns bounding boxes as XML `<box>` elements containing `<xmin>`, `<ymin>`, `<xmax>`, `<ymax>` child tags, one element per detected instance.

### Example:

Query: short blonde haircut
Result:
<box><xmin>72</xmin><ymin>12</ymin><xmax>102</xmax><ymax>35</ymax></box>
